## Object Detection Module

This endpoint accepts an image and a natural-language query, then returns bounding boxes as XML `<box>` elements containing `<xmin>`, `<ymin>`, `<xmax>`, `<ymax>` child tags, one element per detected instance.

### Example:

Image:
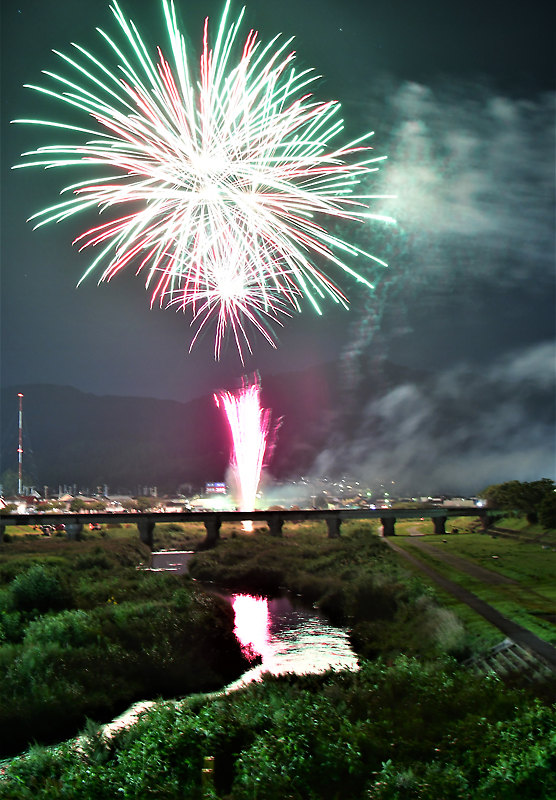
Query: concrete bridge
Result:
<box><xmin>0</xmin><ymin>508</ymin><xmax>501</xmax><ymax>549</ymax></box>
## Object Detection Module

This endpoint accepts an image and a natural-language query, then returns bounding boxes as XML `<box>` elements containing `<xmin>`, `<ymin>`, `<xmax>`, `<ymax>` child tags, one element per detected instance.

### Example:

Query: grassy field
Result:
<box><xmin>391</xmin><ymin>518</ymin><xmax>556</xmax><ymax>646</ymax></box>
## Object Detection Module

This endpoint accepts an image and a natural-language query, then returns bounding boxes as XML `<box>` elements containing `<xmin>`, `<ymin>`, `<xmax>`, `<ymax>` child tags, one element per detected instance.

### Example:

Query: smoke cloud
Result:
<box><xmin>374</xmin><ymin>81</ymin><xmax>555</xmax><ymax>282</ymax></box>
<box><xmin>329</xmin><ymin>80</ymin><xmax>555</xmax><ymax>494</ymax></box>
<box><xmin>342</xmin><ymin>82</ymin><xmax>555</xmax><ymax>380</ymax></box>
<box><xmin>313</xmin><ymin>341</ymin><xmax>555</xmax><ymax>495</ymax></box>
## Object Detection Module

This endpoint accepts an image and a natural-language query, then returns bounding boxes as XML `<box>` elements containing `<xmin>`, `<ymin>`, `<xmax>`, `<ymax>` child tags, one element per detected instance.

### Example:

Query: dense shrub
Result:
<box><xmin>24</xmin><ymin>609</ymin><xmax>99</xmax><ymax>649</ymax></box>
<box><xmin>0</xmin><ymin>588</ymin><xmax>252</xmax><ymax>755</ymax></box>
<box><xmin>72</xmin><ymin>549</ymin><xmax>114</xmax><ymax>571</ymax></box>
<box><xmin>8</xmin><ymin>565</ymin><xmax>71</xmax><ymax>614</ymax></box>
<box><xmin>1</xmin><ymin>658</ymin><xmax>554</xmax><ymax>799</ymax></box>
<box><xmin>0</xmin><ymin>538</ymin><xmax>253</xmax><ymax>756</ymax></box>
<box><xmin>538</xmin><ymin>492</ymin><xmax>556</xmax><ymax>530</ymax></box>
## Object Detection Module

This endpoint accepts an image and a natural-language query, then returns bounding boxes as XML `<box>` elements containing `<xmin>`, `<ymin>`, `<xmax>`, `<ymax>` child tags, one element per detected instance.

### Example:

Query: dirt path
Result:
<box><xmin>407</xmin><ymin>540</ymin><xmax>517</xmax><ymax>585</ymax></box>
<box><xmin>385</xmin><ymin>538</ymin><xmax>556</xmax><ymax>672</ymax></box>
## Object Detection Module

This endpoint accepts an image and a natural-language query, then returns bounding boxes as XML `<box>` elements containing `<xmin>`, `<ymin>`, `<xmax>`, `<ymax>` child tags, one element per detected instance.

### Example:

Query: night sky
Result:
<box><xmin>2</xmin><ymin>0</ymin><xmax>554</xmax><ymax>413</ymax></box>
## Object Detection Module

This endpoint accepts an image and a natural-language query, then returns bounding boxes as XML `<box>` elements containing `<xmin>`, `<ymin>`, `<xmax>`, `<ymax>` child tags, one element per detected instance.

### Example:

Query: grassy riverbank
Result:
<box><xmin>387</xmin><ymin>525</ymin><xmax>556</xmax><ymax>644</ymax></box>
<box><xmin>2</xmin><ymin>658</ymin><xmax>555</xmax><ymax>799</ymax></box>
<box><xmin>188</xmin><ymin>521</ymin><xmax>499</xmax><ymax>660</ymax></box>
<box><xmin>1</xmin><ymin>521</ymin><xmax>555</xmax><ymax>797</ymax></box>
<box><xmin>0</xmin><ymin>537</ymin><xmax>252</xmax><ymax>756</ymax></box>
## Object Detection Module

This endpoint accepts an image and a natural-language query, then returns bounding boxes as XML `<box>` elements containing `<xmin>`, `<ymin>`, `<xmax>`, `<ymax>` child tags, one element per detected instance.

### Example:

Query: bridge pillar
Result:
<box><xmin>137</xmin><ymin>519</ymin><xmax>155</xmax><ymax>549</ymax></box>
<box><xmin>432</xmin><ymin>516</ymin><xmax>447</xmax><ymax>535</ymax></box>
<box><xmin>204</xmin><ymin>518</ymin><xmax>221</xmax><ymax>548</ymax></box>
<box><xmin>66</xmin><ymin>523</ymin><xmax>83</xmax><ymax>541</ymax></box>
<box><xmin>326</xmin><ymin>517</ymin><xmax>341</xmax><ymax>538</ymax></box>
<box><xmin>479</xmin><ymin>514</ymin><xmax>495</xmax><ymax>531</ymax></box>
<box><xmin>381</xmin><ymin>517</ymin><xmax>396</xmax><ymax>536</ymax></box>
<box><xmin>268</xmin><ymin>515</ymin><xmax>284</xmax><ymax>537</ymax></box>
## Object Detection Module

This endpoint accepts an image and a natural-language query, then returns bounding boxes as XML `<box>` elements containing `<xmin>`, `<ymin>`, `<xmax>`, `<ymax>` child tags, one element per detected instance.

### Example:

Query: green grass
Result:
<box><xmin>391</xmin><ymin>533</ymin><xmax>556</xmax><ymax>645</ymax></box>
<box><xmin>396</xmin><ymin>529</ymin><xmax>556</xmax><ymax>586</ymax></box>
<box><xmin>379</xmin><ymin>548</ymin><xmax>504</xmax><ymax>651</ymax></box>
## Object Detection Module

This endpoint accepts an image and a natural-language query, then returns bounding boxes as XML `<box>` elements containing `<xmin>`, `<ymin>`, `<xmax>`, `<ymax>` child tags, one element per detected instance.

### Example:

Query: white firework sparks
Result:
<box><xmin>13</xmin><ymin>0</ymin><xmax>395</xmax><ymax>360</ymax></box>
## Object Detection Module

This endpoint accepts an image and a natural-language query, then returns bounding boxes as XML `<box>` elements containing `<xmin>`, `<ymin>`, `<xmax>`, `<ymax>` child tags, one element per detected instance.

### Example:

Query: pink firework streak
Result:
<box><xmin>215</xmin><ymin>377</ymin><xmax>274</xmax><ymax>528</ymax></box>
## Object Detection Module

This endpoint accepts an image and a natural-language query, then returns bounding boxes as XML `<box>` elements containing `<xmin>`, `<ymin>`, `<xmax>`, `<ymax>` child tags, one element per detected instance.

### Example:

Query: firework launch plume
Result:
<box><xmin>13</xmin><ymin>0</ymin><xmax>394</xmax><ymax>360</ymax></box>
<box><xmin>215</xmin><ymin>376</ymin><xmax>274</xmax><ymax>524</ymax></box>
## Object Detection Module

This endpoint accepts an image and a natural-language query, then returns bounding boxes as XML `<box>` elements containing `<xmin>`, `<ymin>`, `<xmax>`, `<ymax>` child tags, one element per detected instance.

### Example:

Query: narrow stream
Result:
<box><xmin>148</xmin><ymin>552</ymin><xmax>359</xmax><ymax>687</ymax></box>
<box><xmin>108</xmin><ymin>554</ymin><xmax>358</xmax><ymax>734</ymax></box>
<box><xmin>225</xmin><ymin>592</ymin><xmax>359</xmax><ymax>690</ymax></box>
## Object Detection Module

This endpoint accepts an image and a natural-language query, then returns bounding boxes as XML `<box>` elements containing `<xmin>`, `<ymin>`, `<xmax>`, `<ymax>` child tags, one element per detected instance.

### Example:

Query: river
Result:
<box><xmin>224</xmin><ymin>591</ymin><xmax>358</xmax><ymax>690</ymax></box>
<box><xmin>149</xmin><ymin>550</ymin><xmax>358</xmax><ymax>685</ymax></box>
<box><xmin>108</xmin><ymin>556</ymin><xmax>358</xmax><ymax>733</ymax></box>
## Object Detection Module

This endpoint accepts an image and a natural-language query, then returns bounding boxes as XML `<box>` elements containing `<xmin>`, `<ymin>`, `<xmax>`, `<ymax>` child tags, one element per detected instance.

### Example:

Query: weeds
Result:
<box><xmin>0</xmin><ymin>539</ymin><xmax>252</xmax><ymax>756</ymax></box>
<box><xmin>1</xmin><ymin>658</ymin><xmax>554</xmax><ymax>798</ymax></box>
<box><xmin>189</xmin><ymin>525</ymin><xmax>471</xmax><ymax>661</ymax></box>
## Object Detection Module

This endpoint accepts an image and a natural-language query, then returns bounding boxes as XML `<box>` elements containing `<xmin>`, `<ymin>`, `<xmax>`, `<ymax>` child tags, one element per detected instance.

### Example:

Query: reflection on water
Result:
<box><xmin>227</xmin><ymin>593</ymin><xmax>358</xmax><ymax>690</ymax></box>
<box><xmin>103</xmin><ymin>590</ymin><xmax>358</xmax><ymax>736</ymax></box>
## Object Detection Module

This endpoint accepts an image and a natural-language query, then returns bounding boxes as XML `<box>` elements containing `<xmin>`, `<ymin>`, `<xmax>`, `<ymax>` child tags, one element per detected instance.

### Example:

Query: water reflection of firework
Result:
<box><xmin>215</xmin><ymin>376</ymin><xmax>276</xmax><ymax>529</ymax></box>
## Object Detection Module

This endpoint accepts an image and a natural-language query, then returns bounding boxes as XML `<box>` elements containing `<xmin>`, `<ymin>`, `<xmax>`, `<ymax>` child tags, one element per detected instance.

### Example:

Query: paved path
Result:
<box><xmin>407</xmin><ymin>540</ymin><xmax>517</xmax><ymax>585</ymax></box>
<box><xmin>385</xmin><ymin>538</ymin><xmax>556</xmax><ymax>673</ymax></box>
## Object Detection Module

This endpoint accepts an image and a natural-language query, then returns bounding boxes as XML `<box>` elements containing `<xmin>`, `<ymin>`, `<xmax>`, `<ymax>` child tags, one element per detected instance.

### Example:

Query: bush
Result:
<box><xmin>2</xmin><ymin>659</ymin><xmax>554</xmax><ymax>799</ymax></box>
<box><xmin>0</xmin><ymin>566</ymin><xmax>252</xmax><ymax>756</ymax></box>
<box><xmin>24</xmin><ymin>609</ymin><xmax>99</xmax><ymax>649</ymax></box>
<box><xmin>8</xmin><ymin>565</ymin><xmax>71</xmax><ymax>614</ymax></box>
<box><xmin>0</xmin><ymin>610</ymin><xmax>25</xmax><ymax>643</ymax></box>
<box><xmin>73</xmin><ymin>550</ymin><xmax>114</xmax><ymax>571</ymax></box>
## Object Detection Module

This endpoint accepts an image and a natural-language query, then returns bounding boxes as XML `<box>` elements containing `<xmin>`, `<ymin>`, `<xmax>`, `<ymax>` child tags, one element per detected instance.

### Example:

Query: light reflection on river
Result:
<box><xmin>105</xmin><ymin>590</ymin><xmax>358</xmax><ymax>735</ymax></box>
<box><xmin>225</xmin><ymin>593</ymin><xmax>358</xmax><ymax>691</ymax></box>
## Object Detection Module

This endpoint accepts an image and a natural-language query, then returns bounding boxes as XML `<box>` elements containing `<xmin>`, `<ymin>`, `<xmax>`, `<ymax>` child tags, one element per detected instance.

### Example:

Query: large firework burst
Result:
<box><xmin>13</xmin><ymin>0</ymin><xmax>394</xmax><ymax>360</ymax></box>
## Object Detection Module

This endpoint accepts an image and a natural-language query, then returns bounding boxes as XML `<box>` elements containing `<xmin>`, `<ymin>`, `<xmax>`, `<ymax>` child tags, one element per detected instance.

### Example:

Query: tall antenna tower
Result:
<box><xmin>17</xmin><ymin>393</ymin><xmax>23</xmax><ymax>495</ymax></box>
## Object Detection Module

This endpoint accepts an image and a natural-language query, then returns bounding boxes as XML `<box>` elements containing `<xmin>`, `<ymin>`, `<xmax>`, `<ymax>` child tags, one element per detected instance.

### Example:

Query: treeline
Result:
<box><xmin>480</xmin><ymin>478</ymin><xmax>555</xmax><ymax>527</ymax></box>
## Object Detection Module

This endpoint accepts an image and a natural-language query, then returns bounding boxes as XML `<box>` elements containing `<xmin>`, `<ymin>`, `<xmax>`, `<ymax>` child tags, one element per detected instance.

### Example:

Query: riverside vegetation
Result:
<box><xmin>1</xmin><ymin>520</ymin><xmax>555</xmax><ymax>798</ymax></box>
<box><xmin>0</xmin><ymin>536</ymin><xmax>253</xmax><ymax>756</ymax></box>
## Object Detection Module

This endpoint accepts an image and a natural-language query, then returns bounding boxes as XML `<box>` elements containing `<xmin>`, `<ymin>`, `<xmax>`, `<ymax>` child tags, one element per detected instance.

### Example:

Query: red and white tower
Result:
<box><xmin>17</xmin><ymin>393</ymin><xmax>23</xmax><ymax>495</ymax></box>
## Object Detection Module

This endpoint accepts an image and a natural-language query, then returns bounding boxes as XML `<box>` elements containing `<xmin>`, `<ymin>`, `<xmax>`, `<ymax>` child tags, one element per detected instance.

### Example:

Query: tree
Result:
<box><xmin>69</xmin><ymin>498</ymin><xmax>87</xmax><ymax>512</ymax></box>
<box><xmin>480</xmin><ymin>479</ymin><xmax>555</xmax><ymax>524</ymax></box>
<box><xmin>538</xmin><ymin>492</ymin><xmax>556</xmax><ymax>530</ymax></box>
<box><xmin>135</xmin><ymin>496</ymin><xmax>159</xmax><ymax>512</ymax></box>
